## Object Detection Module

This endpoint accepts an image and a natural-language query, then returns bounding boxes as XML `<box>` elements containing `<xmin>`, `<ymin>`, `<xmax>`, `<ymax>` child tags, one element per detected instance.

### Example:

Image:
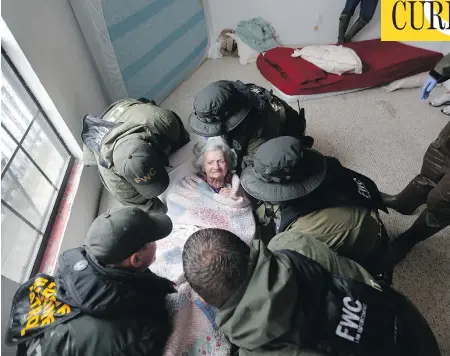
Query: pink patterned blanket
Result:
<box><xmin>166</xmin><ymin>174</ymin><xmax>256</xmax><ymax>243</ymax></box>
<box><xmin>150</xmin><ymin>174</ymin><xmax>255</xmax><ymax>355</ymax></box>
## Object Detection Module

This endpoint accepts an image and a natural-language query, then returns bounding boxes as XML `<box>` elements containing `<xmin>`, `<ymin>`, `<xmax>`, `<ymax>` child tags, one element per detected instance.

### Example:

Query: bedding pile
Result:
<box><xmin>215</xmin><ymin>17</ymin><xmax>279</xmax><ymax>65</ymax></box>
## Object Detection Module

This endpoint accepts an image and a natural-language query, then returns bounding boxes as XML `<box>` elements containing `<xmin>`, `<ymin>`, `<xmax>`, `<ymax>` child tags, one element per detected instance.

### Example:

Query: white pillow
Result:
<box><xmin>226</xmin><ymin>33</ymin><xmax>259</xmax><ymax>65</ymax></box>
<box><xmin>382</xmin><ymin>72</ymin><xmax>429</xmax><ymax>92</ymax></box>
<box><xmin>292</xmin><ymin>45</ymin><xmax>363</xmax><ymax>75</ymax></box>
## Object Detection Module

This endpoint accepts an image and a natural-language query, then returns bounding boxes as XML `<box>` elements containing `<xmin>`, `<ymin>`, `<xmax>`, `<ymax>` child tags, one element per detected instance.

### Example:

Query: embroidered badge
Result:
<box><xmin>232</xmin><ymin>140</ymin><xmax>242</xmax><ymax>151</ymax></box>
<box><xmin>73</xmin><ymin>260</ymin><xmax>88</xmax><ymax>271</ymax></box>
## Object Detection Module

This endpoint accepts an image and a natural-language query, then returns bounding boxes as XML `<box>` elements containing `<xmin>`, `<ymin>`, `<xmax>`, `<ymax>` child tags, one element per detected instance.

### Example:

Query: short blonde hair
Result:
<box><xmin>192</xmin><ymin>137</ymin><xmax>237</xmax><ymax>173</ymax></box>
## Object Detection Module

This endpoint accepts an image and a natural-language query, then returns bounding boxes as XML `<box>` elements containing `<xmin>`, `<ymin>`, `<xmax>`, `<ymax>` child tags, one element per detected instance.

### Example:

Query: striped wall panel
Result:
<box><xmin>72</xmin><ymin>0</ymin><xmax>208</xmax><ymax>103</ymax></box>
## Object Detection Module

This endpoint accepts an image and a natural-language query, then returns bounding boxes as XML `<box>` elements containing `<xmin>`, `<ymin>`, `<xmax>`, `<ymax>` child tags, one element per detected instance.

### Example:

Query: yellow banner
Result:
<box><xmin>381</xmin><ymin>0</ymin><xmax>450</xmax><ymax>41</ymax></box>
<box><xmin>5</xmin><ymin>273</ymin><xmax>80</xmax><ymax>346</ymax></box>
<box><xmin>20</xmin><ymin>277</ymin><xmax>73</xmax><ymax>337</ymax></box>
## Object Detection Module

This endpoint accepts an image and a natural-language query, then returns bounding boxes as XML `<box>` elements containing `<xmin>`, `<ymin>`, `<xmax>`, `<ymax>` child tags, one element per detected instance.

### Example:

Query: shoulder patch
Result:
<box><xmin>232</xmin><ymin>140</ymin><xmax>242</xmax><ymax>151</ymax></box>
<box><xmin>73</xmin><ymin>260</ymin><xmax>88</xmax><ymax>272</ymax></box>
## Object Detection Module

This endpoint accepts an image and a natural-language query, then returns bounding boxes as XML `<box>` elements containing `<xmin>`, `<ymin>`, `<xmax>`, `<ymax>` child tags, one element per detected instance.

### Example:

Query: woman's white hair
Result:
<box><xmin>193</xmin><ymin>137</ymin><xmax>237</xmax><ymax>173</ymax></box>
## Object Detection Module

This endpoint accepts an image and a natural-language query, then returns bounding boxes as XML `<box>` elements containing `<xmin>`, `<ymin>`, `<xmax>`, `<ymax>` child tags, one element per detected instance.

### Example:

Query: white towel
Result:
<box><xmin>292</xmin><ymin>45</ymin><xmax>363</xmax><ymax>75</ymax></box>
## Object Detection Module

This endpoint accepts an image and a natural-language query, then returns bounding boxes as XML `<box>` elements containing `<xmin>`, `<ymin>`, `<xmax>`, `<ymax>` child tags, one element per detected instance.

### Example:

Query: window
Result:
<box><xmin>1</xmin><ymin>50</ymin><xmax>73</xmax><ymax>283</ymax></box>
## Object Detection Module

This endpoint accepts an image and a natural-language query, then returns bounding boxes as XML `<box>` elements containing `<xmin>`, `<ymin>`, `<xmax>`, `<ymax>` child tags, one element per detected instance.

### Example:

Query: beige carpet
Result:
<box><xmin>101</xmin><ymin>57</ymin><xmax>450</xmax><ymax>355</ymax></box>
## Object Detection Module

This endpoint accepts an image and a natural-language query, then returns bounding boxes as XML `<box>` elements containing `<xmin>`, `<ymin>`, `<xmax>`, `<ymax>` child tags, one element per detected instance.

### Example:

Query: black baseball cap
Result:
<box><xmin>84</xmin><ymin>207</ymin><xmax>173</xmax><ymax>264</ymax></box>
<box><xmin>113</xmin><ymin>138</ymin><xmax>170</xmax><ymax>198</ymax></box>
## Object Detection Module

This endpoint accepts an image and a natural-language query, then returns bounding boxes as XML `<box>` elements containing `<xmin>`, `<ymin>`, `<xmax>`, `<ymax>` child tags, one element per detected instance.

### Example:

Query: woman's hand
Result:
<box><xmin>219</xmin><ymin>187</ymin><xmax>238</xmax><ymax>200</ymax></box>
<box><xmin>206</xmin><ymin>176</ymin><xmax>225</xmax><ymax>190</ymax></box>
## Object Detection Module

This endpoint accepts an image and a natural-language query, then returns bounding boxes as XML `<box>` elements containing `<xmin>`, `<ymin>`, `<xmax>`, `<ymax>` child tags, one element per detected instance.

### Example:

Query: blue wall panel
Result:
<box><xmin>100</xmin><ymin>0</ymin><xmax>208</xmax><ymax>103</ymax></box>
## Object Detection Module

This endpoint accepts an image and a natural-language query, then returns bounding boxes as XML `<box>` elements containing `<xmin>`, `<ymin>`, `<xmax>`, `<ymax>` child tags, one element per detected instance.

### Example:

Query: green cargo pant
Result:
<box><xmin>419</xmin><ymin>121</ymin><xmax>450</xmax><ymax>226</ymax></box>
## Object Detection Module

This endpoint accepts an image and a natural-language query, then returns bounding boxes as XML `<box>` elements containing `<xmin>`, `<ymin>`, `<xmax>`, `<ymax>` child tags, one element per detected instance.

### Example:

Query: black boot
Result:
<box><xmin>344</xmin><ymin>18</ymin><xmax>368</xmax><ymax>43</ymax></box>
<box><xmin>338</xmin><ymin>14</ymin><xmax>351</xmax><ymax>45</ymax></box>
<box><xmin>381</xmin><ymin>176</ymin><xmax>432</xmax><ymax>215</ymax></box>
<box><xmin>386</xmin><ymin>210</ymin><xmax>444</xmax><ymax>265</ymax></box>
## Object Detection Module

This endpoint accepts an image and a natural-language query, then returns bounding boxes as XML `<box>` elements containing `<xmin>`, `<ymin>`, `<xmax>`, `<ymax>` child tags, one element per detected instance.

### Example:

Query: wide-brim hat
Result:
<box><xmin>240</xmin><ymin>136</ymin><xmax>327</xmax><ymax>202</ymax></box>
<box><xmin>189</xmin><ymin>80</ymin><xmax>259</xmax><ymax>137</ymax></box>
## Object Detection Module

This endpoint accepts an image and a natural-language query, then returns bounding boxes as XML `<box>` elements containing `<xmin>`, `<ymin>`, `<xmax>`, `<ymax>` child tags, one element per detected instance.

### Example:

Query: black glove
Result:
<box><xmin>301</xmin><ymin>135</ymin><xmax>314</xmax><ymax>149</ymax></box>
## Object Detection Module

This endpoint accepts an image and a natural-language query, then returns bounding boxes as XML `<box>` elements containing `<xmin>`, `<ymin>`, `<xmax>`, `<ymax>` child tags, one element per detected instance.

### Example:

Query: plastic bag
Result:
<box><xmin>207</xmin><ymin>40</ymin><xmax>223</xmax><ymax>59</ymax></box>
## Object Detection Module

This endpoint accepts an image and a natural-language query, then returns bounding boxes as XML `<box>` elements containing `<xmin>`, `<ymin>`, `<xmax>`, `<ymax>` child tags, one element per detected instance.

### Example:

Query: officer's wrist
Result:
<box><xmin>429</xmin><ymin>70</ymin><xmax>442</xmax><ymax>82</ymax></box>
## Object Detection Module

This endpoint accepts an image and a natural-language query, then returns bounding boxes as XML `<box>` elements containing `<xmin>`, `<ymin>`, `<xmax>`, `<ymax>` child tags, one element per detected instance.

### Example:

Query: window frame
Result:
<box><xmin>1</xmin><ymin>48</ymin><xmax>75</xmax><ymax>281</ymax></box>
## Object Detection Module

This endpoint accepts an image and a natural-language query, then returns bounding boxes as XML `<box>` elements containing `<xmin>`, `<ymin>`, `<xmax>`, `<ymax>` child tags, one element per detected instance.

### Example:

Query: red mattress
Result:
<box><xmin>257</xmin><ymin>39</ymin><xmax>443</xmax><ymax>96</ymax></box>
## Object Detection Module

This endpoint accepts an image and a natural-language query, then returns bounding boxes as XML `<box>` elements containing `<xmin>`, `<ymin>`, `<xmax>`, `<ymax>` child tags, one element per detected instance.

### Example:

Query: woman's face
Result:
<box><xmin>204</xmin><ymin>150</ymin><xmax>228</xmax><ymax>180</ymax></box>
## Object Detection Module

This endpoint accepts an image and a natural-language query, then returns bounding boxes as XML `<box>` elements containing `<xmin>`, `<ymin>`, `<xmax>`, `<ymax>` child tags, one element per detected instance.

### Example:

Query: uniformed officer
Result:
<box><xmin>381</xmin><ymin>122</ymin><xmax>449</xmax><ymax>265</ymax></box>
<box><xmin>240</xmin><ymin>136</ymin><xmax>390</xmax><ymax>275</ymax></box>
<box><xmin>378</xmin><ymin>54</ymin><xmax>450</xmax><ymax>265</ymax></box>
<box><xmin>81</xmin><ymin>98</ymin><xmax>190</xmax><ymax>213</ymax></box>
<box><xmin>188</xmin><ymin>80</ymin><xmax>313</xmax><ymax>174</ymax></box>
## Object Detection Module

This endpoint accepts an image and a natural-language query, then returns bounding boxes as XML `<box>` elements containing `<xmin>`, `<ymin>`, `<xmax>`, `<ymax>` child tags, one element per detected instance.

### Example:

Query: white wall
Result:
<box><xmin>204</xmin><ymin>0</ymin><xmax>380</xmax><ymax>46</ymax></box>
<box><xmin>203</xmin><ymin>0</ymin><xmax>450</xmax><ymax>53</ymax></box>
<box><xmin>2</xmin><ymin>0</ymin><xmax>109</xmax><ymax>259</ymax></box>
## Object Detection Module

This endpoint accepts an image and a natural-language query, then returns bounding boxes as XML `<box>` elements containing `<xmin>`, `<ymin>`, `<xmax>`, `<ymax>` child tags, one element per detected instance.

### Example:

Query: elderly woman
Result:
<box><xmin>193</xmin><ymin>137</ymin><xmax>239</xmax><ymax>198</ymax></box>
<box><xmin>165</xmin><ymin>137</ymin><xmax>255</xmax><ymax>243</ymax></box>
